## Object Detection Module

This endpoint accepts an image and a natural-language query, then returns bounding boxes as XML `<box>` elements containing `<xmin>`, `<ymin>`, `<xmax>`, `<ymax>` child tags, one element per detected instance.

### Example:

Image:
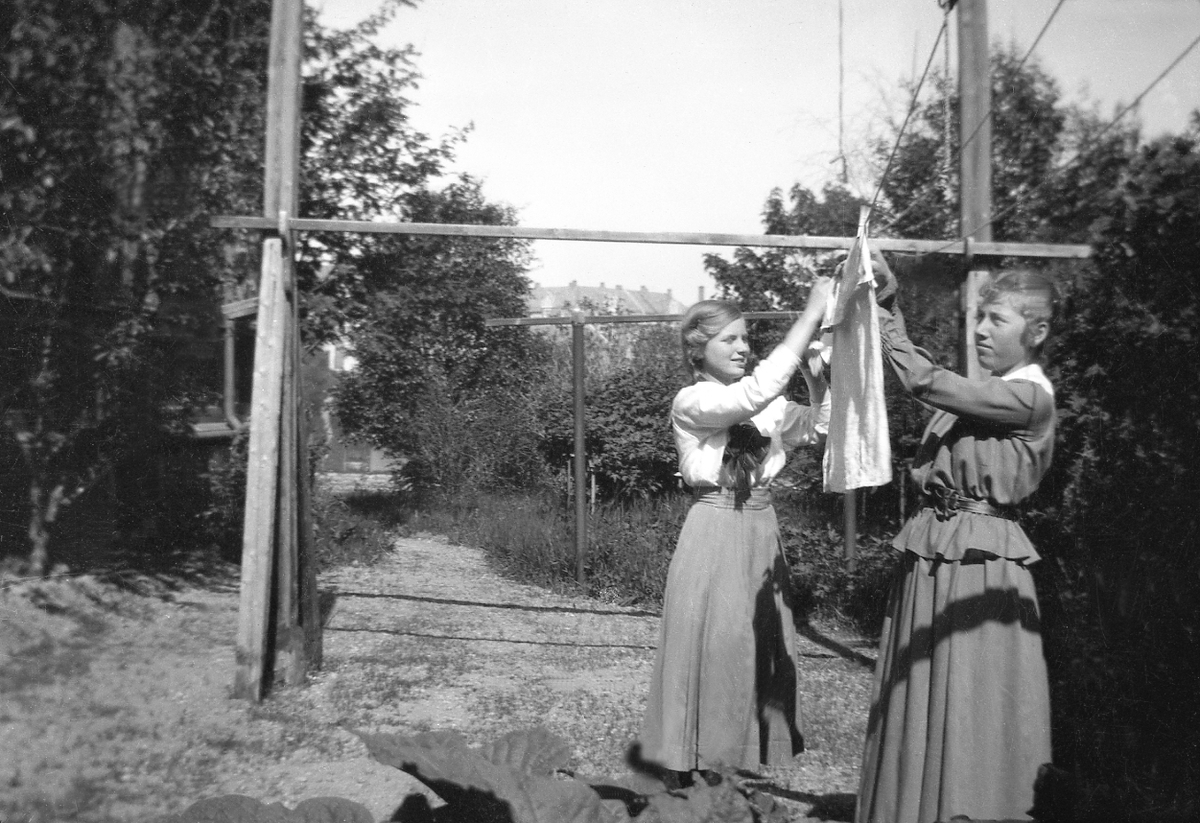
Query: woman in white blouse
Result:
<box><xmin>639</xmin><ymin>277</ymin><xmax>833</xmax><ymax>786</ymax></box>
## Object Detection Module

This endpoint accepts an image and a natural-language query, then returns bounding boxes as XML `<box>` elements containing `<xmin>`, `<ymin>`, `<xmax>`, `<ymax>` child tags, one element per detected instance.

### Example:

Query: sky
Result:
<box><xmin>314</xmin><ymin>0</ymin><xmax>1200</xmax><ymax>305</ymax></box>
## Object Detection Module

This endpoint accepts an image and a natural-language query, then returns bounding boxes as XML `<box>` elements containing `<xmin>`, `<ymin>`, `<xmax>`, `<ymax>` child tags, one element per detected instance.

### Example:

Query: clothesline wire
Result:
<box><xmin>881</xmin><ymin>0</ymin><xmax>1068</xmax><ymax>233</ymax></box>
<box><xmin>915</xmin><ymin>27</ymin><xmax>1200</xmax><ymax>260</ymax></box>
<box><xmin>866</xmin><ymin>12</ymin><xmax>949</xmax><ymax>221</ymax></box>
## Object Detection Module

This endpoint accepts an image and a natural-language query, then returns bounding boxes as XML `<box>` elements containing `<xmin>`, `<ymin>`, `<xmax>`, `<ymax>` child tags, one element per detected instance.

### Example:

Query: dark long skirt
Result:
<box><xmin>856</xmin><ymin>552</ymin><xmax>1052</xmax><ymax>823</ymax></box>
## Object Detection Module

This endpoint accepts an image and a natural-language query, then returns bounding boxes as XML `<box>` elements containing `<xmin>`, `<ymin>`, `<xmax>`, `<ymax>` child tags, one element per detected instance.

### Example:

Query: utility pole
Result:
<box><xmin>957</xmin><ymin>0</ymin><xmax>991</xmax><ymax>379</ymax></box>
<box><xmin>232</xmin><ymin>0</ymin><xmax>318</xmax><ymax>701</ymax></box>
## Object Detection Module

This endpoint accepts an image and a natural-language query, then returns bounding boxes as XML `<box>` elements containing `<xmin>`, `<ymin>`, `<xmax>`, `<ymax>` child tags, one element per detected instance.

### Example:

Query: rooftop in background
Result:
<box><xmin>529</xmin><ymin>281</ymin><xmax>692</xmax><ymax>318</ymax></box>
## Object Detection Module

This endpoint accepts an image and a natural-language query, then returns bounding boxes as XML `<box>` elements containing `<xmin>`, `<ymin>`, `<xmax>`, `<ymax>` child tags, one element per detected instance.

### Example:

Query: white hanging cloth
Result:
<box><xmin>821</xmin><ymin>224</ymin><xmax>892</xmax><ymax>493</ymax></box>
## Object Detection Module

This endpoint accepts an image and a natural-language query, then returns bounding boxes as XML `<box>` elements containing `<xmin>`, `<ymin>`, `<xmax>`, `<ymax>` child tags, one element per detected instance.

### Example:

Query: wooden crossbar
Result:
<box><xmin>210</xmin><ymin>215</ymin><xmax>1092</xmax><ymax>259</ymax></box>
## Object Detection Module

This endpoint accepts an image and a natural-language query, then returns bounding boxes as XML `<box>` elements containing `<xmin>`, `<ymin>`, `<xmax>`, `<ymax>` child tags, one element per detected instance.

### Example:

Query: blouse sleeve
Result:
<box><xmin>779</xmin><ymin>387</ymin><xmax>830</xmax><ymax>448</ymax></box>
<box><xmin>879</xmin><ymin>307</ymin><xmax>1053</xmax><ymax>431</ymax></box>
<box><xmin>672</xmin><ymin>344</ymin><xmax>802</xmax><ymax>431</ymax></box>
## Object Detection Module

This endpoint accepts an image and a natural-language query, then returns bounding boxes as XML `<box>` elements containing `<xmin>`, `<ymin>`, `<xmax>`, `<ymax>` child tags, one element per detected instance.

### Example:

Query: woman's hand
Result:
<box><xmin>805</xmin><ymin>275</ymin><xmax>835</xmax><ymax>317</ymax></box>
<box><xmin>779</xmin><ymin>275</ymin><xmax>836</xmax><ymax>361</ymax></box>
<box><xmin>802</xmin><ymin>336</ymin><xmax>831</xmax><ymax>382</ymax></box>
<box><xmin>870</xmin><ymin>249</ymin><xmax>898</xmax><ymax>309</ymax></box>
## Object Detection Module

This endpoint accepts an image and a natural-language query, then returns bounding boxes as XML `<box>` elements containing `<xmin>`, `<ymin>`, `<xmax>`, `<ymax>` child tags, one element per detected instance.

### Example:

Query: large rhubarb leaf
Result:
<box><xmin>640</xmin><ymin>781</ymin><xmax>755</xmax><ymax>823</ymax></box>
<box><xmin>153</xmin><ymin>795</ymin><xmax>373</xmax><ymax>823</ymax></box>
<box><xmin>500</xmin><ymin>772</ymin><xmax>625</xmax><ymax>823</ymax></box>
<box><xmin>361</xmin><ymin>730</ymin><xmax>614</xmax><ymax>823</ymax></box>
<box><xmin>287</xmin><ymin>798</ymin><xmax>377</xmax><ymax>823</ymax></box>
<box><xmin>361</xmin><ymin>730</ymin><xmax>515</xmax><ymax>809</ymax></box>
<box><xmin>479</xmin><ymin>727</ymin><xmax>573</xmax><ymax>776</ymax></box>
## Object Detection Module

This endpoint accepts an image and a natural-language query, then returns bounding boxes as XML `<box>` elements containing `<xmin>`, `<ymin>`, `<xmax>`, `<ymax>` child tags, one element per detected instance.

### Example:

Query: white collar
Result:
<box><xmin>1001</xmin><ymin>362</ymin><xmax>1054</xmax><ymax>397</ymax></box>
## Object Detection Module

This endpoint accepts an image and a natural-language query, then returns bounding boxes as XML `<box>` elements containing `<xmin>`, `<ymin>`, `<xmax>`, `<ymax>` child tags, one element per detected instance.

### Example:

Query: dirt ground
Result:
<box><xmin>1</xmin><ymin>519</ymin><xmax>876</xmax><ymax>822</ymax></box>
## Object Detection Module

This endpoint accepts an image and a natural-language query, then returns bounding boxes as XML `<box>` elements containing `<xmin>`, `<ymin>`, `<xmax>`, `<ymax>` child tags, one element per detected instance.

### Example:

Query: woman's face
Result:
<box><xmin>975</xmin><ymin>294</ymin><xmax>1046</xmax><ymax>376</ymax></box>
<box><xmin>702</xmin><ymin>318</ymin><xmax>751</xmax><ymax>384</ymax></box>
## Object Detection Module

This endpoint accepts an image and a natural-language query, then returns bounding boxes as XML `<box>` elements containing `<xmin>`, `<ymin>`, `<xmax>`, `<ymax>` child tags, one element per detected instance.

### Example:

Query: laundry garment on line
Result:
<box><xmin>822</xmin><ymin>235</ymin><xmax>892</xmax><ymax>493</ymax></box>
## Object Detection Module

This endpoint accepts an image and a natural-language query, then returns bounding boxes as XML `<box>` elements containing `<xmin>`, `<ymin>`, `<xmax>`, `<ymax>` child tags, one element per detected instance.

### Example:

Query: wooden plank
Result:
<box><xmin>297</xmin><ymin>342</ymin><xmax>322</xmax><ymax>670</ymax></box>
<box><xmin>210</xmin><ymin>215</ymin><xmax>1092</xmax><ymax>259</ymax></box>
<box><xmin>274</xmin><ymin>294</ymin><xmax>302</xmax><ymax>686</ymax></box>
<box><xmin>233</xmin><ymin>239</ymin><xmax>287</xmax><ymax>701</ymax></box>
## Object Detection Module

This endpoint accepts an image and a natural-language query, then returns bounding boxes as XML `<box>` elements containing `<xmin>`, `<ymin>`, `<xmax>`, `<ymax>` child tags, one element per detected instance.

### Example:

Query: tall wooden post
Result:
<box><xmin>571</xmin><ymin>310</ymin><xmax>587</xmax><ymax>583</ymax></box>
<box><xmin>233</xmin><ymin>0</ymin><xmax>316</xmax><ymax>701</ymax></box>
<box><xmin>233</xmin><ymin>242</ymin><xmax>287</xmax><ymax>700</ymax></box>
<box><xmin>958</xmin><ymin>0</ymin><xmax>991</xmax><ymax>379</ymax></box>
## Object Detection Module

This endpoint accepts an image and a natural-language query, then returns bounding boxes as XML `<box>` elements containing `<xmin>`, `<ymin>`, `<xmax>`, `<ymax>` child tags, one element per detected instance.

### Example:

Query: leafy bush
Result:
<box><xmin>310</xmin><ymin>487</ymin><xmax>404</xmax><ymax>571</ymax></box>
<box><xmin>783</xmin><ymin>519</ymin><xmax>897</xmax><ymax>634</ymax></box>
<box><xmin>587</xmin><ymin>366</ymin><xmax>681</xmax><ymax>500</ymax></box>
<box><xmin>395</xmin><ymin>366</ymin><xmax>552</xmax><ymax>501</ymax></box>
<box><xmin>1031</xmin><ymin>131</ymin><xmax>1200</xmax><ymax>815</ymax></box>
<box><xmin>199</xmin><ymin>432</ymin><xmax>250</xmax><ymax>560</ymax></box>
<box><xmin>536</xmin><ymin>323</ymin><xmax>684</xmax><ymax>502</ymax></box>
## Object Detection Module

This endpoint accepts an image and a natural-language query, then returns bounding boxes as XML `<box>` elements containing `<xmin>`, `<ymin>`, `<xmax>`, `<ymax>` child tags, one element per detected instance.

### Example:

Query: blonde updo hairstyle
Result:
<box><xmin>979</xmin><ymin>269</ymin><xmax>1061</xmax><ymax>361</ymax></box>
<box><xmin>680</xmin><ymin>299</ymin><xmax>744</xmax><ymax>381</ymax></box>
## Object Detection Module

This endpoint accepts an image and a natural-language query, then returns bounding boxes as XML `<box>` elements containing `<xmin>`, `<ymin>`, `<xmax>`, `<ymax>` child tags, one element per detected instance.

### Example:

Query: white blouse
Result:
<box><xmin>672</xmin><ymin>345</ymin><xmax>831</xmax><ymax>489</ymax></box>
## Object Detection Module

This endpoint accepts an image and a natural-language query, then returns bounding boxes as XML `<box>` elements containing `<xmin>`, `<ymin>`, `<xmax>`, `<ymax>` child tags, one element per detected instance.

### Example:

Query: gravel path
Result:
<box><xmin>2</xmin><ymin>529</ymin><xmax>876</xmax><ymax>822</ymax></box>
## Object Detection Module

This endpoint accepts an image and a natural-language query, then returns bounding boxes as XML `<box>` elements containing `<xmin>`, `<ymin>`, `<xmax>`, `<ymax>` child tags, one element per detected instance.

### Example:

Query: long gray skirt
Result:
<box><xmin>639</xmin><ymin>488</ymin><xmax>805</xmax><ymax>771</ymax></box>
<box><xmin>856</xmin><ymin>552</ymin><xmax>1052</xmax><ymax>823</ymax></box>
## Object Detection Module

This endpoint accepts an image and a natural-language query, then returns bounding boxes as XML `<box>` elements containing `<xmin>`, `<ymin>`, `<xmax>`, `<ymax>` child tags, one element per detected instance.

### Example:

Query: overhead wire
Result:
<box><xmin>882</xmin><ymin>0</ymin><xmax>1069</xmax><ymax>233</ymax></box>
<box><xmin>918</xmin><ymin>26</ymin><xmax>1200</xmax><ymax>259</ymax></box>
<box><xmin>867</xmin><ymin>10</ymin><xmax>950</xmax><ymax>218</ymax></box>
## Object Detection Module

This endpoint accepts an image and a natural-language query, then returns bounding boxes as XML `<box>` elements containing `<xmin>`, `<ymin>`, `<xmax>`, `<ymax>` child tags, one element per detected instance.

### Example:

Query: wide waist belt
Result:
<box><xmin>923</xmin><ymin>490</ymin><xmax>1018</xmax><ymax>521</ymax></box>
<box><xmin>690</xmin><ymin>486</ymin><xmax>773</xmax><ymax>510</ymax></box>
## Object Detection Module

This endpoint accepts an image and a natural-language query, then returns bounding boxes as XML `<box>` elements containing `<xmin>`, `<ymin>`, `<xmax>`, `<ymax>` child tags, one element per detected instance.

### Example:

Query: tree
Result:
<box><xmin>296</xmin><ymin>1</ymin><xmax>465</xmax><ymax>344</ymax></box>
<box><xmin>1</xmin><ymin>0</ymin><xmax>272</xmax><ymax>573</ymax></box>
<box><xmin>327</xmin><ymin>177</ymin><xmax>536</xmax><ymax>465</ymax></box>
<box><xmin>1035</xmin><ymin>126</ymin><xmax>1200</xmax><ymax>811</ymax></box>
<box><xmin>876</xmin><ymin>42</ymin><xmax>1134</xmax><ymax>245</ymax></box>
<box><xmin>291</xmin><ymin>7</ymin><xmax>537</xmax><ymax>483</ymax></box>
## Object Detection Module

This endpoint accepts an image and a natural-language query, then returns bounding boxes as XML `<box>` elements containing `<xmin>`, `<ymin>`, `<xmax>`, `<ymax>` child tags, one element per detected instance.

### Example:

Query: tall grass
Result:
<box><xmin>582</xmin><ymin>495</ymin><xmax>689</xmax><ymax>607</ymax></box>
<box><xmin>304</xmin><ymin>475</ymin><xmax>897</xmax><ymax>630</ymax></box>
<box><xmin>416</xmin><ymin>492</ymin><xmax>686</xmax><ymax>608</ymax></box>
<box><xmin>412</xmin><ymin>488</ymin><xmax>896</xmax><ymax>629</ymax></box>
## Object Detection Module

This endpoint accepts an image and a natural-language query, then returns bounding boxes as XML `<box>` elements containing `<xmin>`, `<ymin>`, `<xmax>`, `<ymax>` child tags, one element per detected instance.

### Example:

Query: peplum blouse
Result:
<box><xmin>880</xmin><ymin>308</ymin><xmax>1055</xmax><ymax>565</ymax></box>
<box><xmin>673</xmin><ymin>345</ymin><xmax>831</xmax><ymax>489</ymax></box>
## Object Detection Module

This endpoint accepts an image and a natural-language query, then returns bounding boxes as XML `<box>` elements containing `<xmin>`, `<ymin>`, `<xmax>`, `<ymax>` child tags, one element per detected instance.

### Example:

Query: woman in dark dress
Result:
<box><xmin>857</xmin><ymin>258</ymin><xmax>1060</xmax><ymax>823</ymax></box>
